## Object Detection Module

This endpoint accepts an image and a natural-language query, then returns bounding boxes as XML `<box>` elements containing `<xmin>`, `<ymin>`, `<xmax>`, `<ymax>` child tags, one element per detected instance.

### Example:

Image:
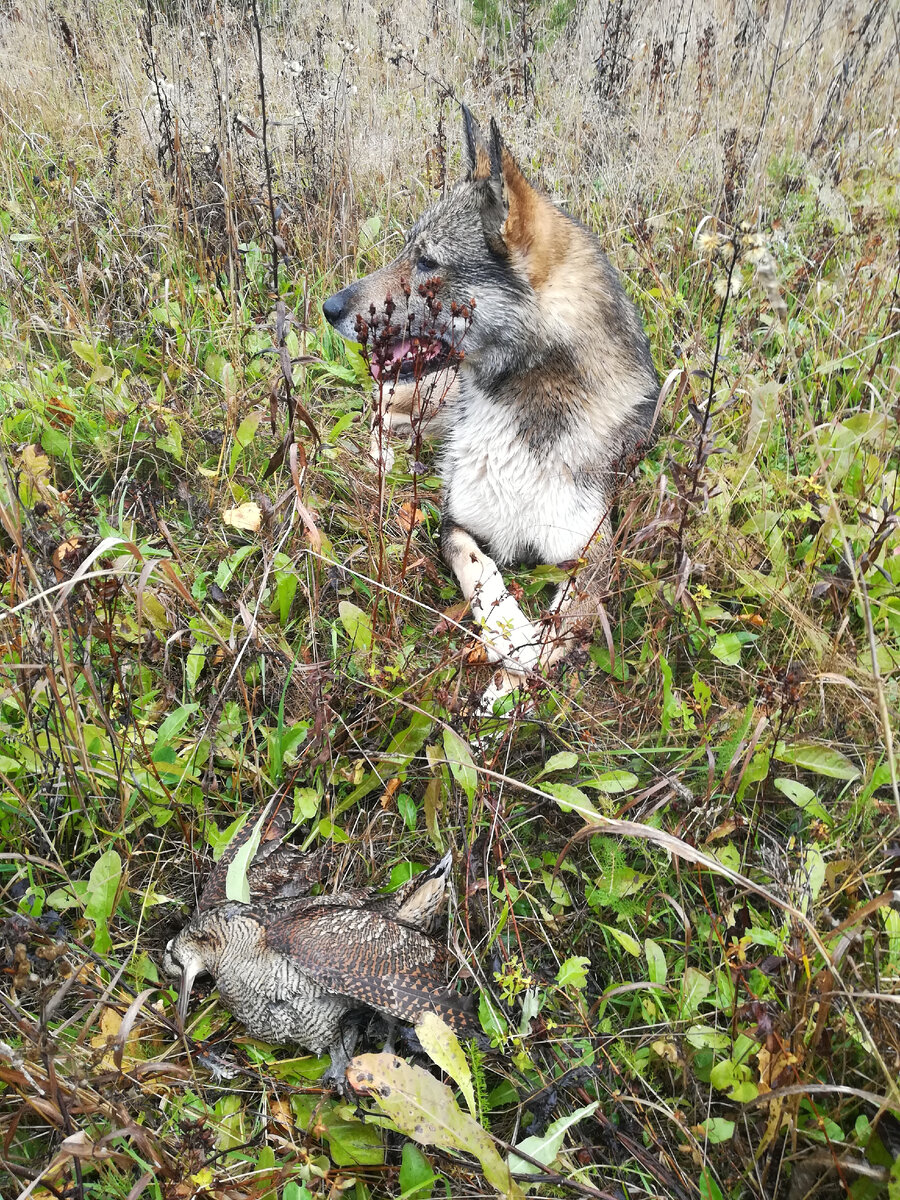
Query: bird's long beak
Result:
<box><xmin>176</xmin><ymin>962</ymin><xmax>201</xmax><ymax>1030</ymax></box>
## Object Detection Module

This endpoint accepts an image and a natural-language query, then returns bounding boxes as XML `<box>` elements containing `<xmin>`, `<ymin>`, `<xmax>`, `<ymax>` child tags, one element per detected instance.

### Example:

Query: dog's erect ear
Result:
<box><xmin>461</xmin><ymin>106</ymin><xmax>507</xmax><ymax>251</ymax></box>
<box><xmin>489</xmin><ymin>117</ymin><xmax>568</xmax><ymax>287</ymax></box>
<box><xmin>461</xmin><ymin>104</ymin><xmax>493</xmax><ymax>183</ymax></box>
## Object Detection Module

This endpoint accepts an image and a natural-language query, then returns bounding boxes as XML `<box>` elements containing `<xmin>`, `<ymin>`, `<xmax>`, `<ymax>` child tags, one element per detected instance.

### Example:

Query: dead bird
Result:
<box><xmin>163</xmin><ymin>809</ymin><xmax>475</xmax><ymax>1088</ymax></box>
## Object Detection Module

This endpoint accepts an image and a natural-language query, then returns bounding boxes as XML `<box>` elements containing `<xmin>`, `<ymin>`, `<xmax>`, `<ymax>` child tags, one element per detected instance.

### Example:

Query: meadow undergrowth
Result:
<box><xmin>0</xmin><ymin>0</ymin><xmax>898</xmax><ymax>1197</ymax></box>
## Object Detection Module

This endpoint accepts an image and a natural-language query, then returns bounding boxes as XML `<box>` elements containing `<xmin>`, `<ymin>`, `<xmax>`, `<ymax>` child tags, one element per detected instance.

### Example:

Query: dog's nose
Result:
<box><xmin>322</xmin><ymin>291</ymin><xmax>346</xmax><ymax>326</ymax></box>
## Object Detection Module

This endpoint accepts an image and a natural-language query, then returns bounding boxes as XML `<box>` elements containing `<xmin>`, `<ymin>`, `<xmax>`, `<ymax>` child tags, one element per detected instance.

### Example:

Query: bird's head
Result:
<box><xmin>163</xmin><ymin>914</ymin><xmax>225</xmax><ymax>1029</ymax></box>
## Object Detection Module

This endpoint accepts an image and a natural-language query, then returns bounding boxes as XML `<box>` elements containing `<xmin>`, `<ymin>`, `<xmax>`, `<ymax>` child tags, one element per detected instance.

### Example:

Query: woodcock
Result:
<box><xmin>163</xmin><ymin>805</ymin><xmax>476</xmax><ymax>1088</ymax></box>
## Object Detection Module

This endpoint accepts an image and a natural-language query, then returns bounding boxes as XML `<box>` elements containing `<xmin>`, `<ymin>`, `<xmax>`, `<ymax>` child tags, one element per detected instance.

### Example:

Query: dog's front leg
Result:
<box><xmin>442</xmin><ymin>523</ymin><xmax>543</xmax><ymax>672</ymax></box>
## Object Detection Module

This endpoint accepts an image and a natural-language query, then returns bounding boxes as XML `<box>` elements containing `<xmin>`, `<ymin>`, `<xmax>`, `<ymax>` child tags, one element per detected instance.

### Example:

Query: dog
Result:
<box><xmin>323</xmin><ymin>107</ymin><xmax>658</xmax><ymax>707</ymax></box>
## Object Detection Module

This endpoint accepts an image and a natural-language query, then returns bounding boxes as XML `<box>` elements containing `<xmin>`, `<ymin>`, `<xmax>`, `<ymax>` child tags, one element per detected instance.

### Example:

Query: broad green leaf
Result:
<box><xmin>399</xmin><ymin>1143</ymin><xmax>436</xmax><ymax>1198</ymax></box>
<box><xmin>684</xmin><ymin>1025</ymin><xmax>731</xmax><ymax>1050</ymax></box>
<box><xmin>774</xmin><ymin>741</ymin><xmax>860</xmax><ymax>780</ymax></box>
<box><xmin>584</xmin><ymin>770</ymin><xmax>638</xmax><ymax>794</ymax></box>
<box><xmin>325</xmin><ymin>1119</ymin><xmax>384</xmax><ymax>1166</ymax></box>
<box><xmin>644</xmin><ymin>939</ymin><xmax>667</xmax><ymax>985</ymax></box>
<box><xmin>442</xmin><ymin>728</ymin><xmax>477</xmax><ymax>801</ymax></box>
<box><xmin>699</xmin><ymin>1167</ymin><xmax>724</xmax><ymax>1200</ymax></box>
<box><xmin>84</xmin><ymin>850</ymin><xmax>122</xmax><ymax>924</ymax></box>
<box><xmin>186</xmin><ymin>647</ymin><xmax>206</xmax><ymax>691</ymax></box>
<box><xmin>417</xmin><ymin>1012</ymin><xmax>476</xmax><ymax>1116</ymax></box>
<box><xmin>338</xmin><ymin>600</ymin><xmax>374</xmax><ymax>651</ymax></box>
<box><xmin>293</xmin><ymin>786</ymin><xmax>320</xmax><ymax>822</ymax></box>
<box><xmin>710</xmin><ymin>632</ymin><xmax>743</xmax><ymax>665</ymax></box>
<box><xmin>347</xmin><ymin>1053</ymin><xmax>525</xmax><ymax>1200</ymax></box>
<box><xmin>535</xmin><ymin>751</ymin><xmax>578</xmax><ymax>778</ymax></box>
<box><xmin>555</xmin><ymin>956</ymin><xmax>590</xmax><ymax>989</ymax></box>
<box><xmin>225</xmin><ymin>801</ymin><xmax>272</xmax><ymax>903</ymax></box>
<box><xmin>235</xmin><ymin>411</ymin><xmax>262</xmax><ymax>448</ymax></box>
<box><xmin>508</xmin><ymin>1101</ymin><xmax>599</xmax><ymax>1181</ymax></box>
<box><xmin>699</xmin><ymin>1118</ymin><xmax>735</xmax><ymax>1144</ymax></box>
<box><xmin>385</xmin><ymin>712</ymin><xmax>433</xmax><ymax>765</ymax></box>
<box><xmin>479</xmin><ymin>994</ymin><xmax>508</xmax><ymax>1044</ymax></box>
<box><xmin>215</xmin><ymin>544</ymin><xmax>259</xmax><ymax>590</ymax></box>
<box><xmin>679</xmin><ymin>967</ymin><xmax>711</xmax><ymax>1018</ymax></box>
<box><xmin>602</xmin><ymin>926</ymin><xmax>641</xmax><ymax>956</ymax></box>
<box><xmin>153</xmin><ymin>704</ymin><xmax>199</xmax><ymax>755</ymax></box>
<box><xmin>773</xmin><ymin>777</ymin><xmax>831</xmax><ymax>822</ymax></box>
<box><xmin>542</xmin><ymin>782</ymin><xmax>602</xmax><ymax>822</ymax></box>
<box><xmin>72</xmin><ymin>339</ymin><xmax>114</xmax><ymax>383</ymax></box>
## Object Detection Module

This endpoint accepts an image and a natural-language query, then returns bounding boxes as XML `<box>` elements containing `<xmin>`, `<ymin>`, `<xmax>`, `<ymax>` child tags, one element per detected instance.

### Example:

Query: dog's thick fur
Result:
<box><xmin>324</xmin><ymin>108</ymin><xmax>658</xmax><ymax>701</ymax></box>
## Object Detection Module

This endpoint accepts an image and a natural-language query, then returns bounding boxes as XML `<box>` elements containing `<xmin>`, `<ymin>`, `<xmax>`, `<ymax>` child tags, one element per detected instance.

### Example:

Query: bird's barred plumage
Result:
<box><xmin>163</xmin><ymin>812</ymin><xmax>475</xmax><ymax>1086</ymax></box>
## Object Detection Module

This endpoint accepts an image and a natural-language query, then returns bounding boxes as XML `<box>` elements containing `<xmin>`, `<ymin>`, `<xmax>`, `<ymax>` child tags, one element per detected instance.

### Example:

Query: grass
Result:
<box><xmin>1</xmin><ymin>0</ymin><xmax>899</xmax><ymax>1197</ymax></box>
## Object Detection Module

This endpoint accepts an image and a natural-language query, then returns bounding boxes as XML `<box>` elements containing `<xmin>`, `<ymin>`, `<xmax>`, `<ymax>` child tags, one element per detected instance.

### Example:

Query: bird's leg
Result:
<box><xmin>322</xmin><ymin>1013</ymin><xmax>362</xmax><ymax>1096</ymax></box>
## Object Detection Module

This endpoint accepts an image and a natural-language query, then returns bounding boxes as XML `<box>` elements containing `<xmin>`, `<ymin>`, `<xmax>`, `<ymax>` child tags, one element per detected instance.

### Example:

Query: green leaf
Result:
<box><xmin>442</xmin><ymin>728</ymin><xmax>477</xmax><ymax>801</ymax></box>
<box><xmin>347</xmin><ymin>1053</ymin><xmax>525</xmax><ymax>1200</ymax></box>
<box><xmin>509</xmin><ymin>1101</ymin><xmax>600</xmax><ymax>1181</ymax></box>
<box><xmin>72</xmin><ymin>339</ymin><xmax>114</xmax><ymax>383</ymax></box>
<box><xmin>384</xmin><ymin>713</ymin><xmax>433</xmax><ymax>766</ymax></box>
<box><xmin>774</xmin><ymin>742</ymin><xmax>860</xmax><ymax>780</ymax></box>
<box><xmin>399</xmin><ymin>1143</ymin><xmax>436</xmax><ymax>1199</ymax></box>
<box><xmin>699</xmin><ymin>1167</ymin><xmax>724</xmax><ymax>1200</ymax></box>
<box><xmin>416</xmin><ymin>1011</ymin><xmax>477</xmax><ymax>1116</ymax></box>
<box><xmin>325</xmin><ymin>1119</ymin><xmax>385</xmax><ymax>1166</ymax></box>
<box><xmin>338</xmin><ymin>600</ymin><xmax>373</xmax><ymax>651</ymax></box>
<box><xmin>679</xmin><ymin>967</ymin><xmax>711</xmax><ymax>1018</ymax></box>
<box><xmin>225</xmin><ymin>801</ymin><xmax>272</xmax><ymax>903</ymax></box>
<box><xmin>542</xmin><ymin>782</ymin><xmax>602</xmax><ymax>822</ymax></box>
<box><xmin>398</xmin><ymin>792</ymin><xmax>418</xmax><ymax>831</ymax></box>
<box><xmin>214</xmin><ymin>544</ymin><xmax>259</xmax><ymax>591</ymax></box>
<box><xmin>684</xmin><ymin>1025</ymin><xmax>731</xmax><ymax>1050</ymax></box>
<box><xmin>773</xmin><ymin>777</ymin><xmax>831</xmax><ymax>822</ymax></box>
<box><xmin>602</xmin><ymin>926</ymin><xmax>641</xmax><ymax>956</ymax></box>
<box><xmin>84</xmin><ymin>850</ymin><xmax>122</xmax><ymax>924</ymax></box>
<box><xmin>479</xmin><ymin>993</ymin><xmax>508</xmax><ymax>1043</ymax></box>
<box><xmin>710</xmin><ymin>632</ymin><xmax>743</xmax><ymax>665</ymax></box>
<box><xmin>584</xmin><ymin>770</ymin><xmax>638</xmax><ymax>794</ymax></box>
<box><xmin>535</xmin><ymin>751</ymin><xmax>578</xmax><ymax>778</ymax></box>
<box><xmin>699</xmin><ymin>1118</ymin><xmax>735</xmax><ymax>1144</ymax></box>
<box><xmin>186</xmin><ymin>646</ymin><xmax>206</xmax><ymax>691</ymax></box>
<box><xmin>644</xmin><ymin>939</ymin><xmax>667</xmax><ymax>985</ymax></box>
<box><xmin>152</xmin><ymin>704</ymin><xmax>199</xmax><ymax>758</ymax></box>
<box><xmin>293</xmin><ymin>786</ymin><xmax>320</xmax><ymax>823</ymax></box>
<box><xmin>555</xmin><ymin>956</ymin><xmax>591</xmax><ymax>989</ymax></box>
<box><xmin>235</xmin><ymin>410</ymin><xmax>262</xmax><ymax>448</ymax></box>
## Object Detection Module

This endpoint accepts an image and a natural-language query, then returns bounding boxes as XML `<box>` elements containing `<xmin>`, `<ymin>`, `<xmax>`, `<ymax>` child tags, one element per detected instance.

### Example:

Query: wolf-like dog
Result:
<box><xmin>323</xmin><ymin>107</ymin><xmax>658</xmax><ymax>704</ymax></box>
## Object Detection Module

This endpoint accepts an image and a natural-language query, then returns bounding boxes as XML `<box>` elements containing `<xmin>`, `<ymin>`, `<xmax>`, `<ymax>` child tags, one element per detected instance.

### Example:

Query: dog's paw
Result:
<box><xmin>472</xmin><ymin>580</ymin><xmax>543</xmax><ymax>671</ymax></box>
<box><xmin>476</xmin><ymin>669</ymin><xmax>534</xmax><ymax>720</ymax></box>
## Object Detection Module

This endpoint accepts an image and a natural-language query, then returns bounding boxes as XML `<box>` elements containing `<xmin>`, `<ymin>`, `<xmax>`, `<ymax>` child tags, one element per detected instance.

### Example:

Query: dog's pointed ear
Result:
<box><xmin>490</xmin><ymin>117</ymin><xmax>534</xmax><ymax>247</ymax></box>
<box><xmin>489</xmin><ymin>118</ymin><xmax>569</xmax><ymax>287</ymax></box>
<box><xmin>461</xmin><ymin>104</ymin><xmax>491</xmax><ymax>182</ymax></box>
<box><xmin>461</xmin><ymin>107</ymin><xmax>507</xmax><ymax>250</ymax></box>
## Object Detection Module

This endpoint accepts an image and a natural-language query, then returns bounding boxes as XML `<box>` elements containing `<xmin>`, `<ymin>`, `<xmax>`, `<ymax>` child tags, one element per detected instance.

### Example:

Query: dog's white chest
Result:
<box><xmin>442</xmin><ymin>400</ymin><xmax>600</xmax><ymax>564</ymax></box>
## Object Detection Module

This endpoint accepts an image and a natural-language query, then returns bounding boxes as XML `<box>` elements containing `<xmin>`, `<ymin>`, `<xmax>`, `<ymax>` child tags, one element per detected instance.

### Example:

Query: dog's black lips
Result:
<box><xmin>370</xmin><ymin>335</ymin><xmax>455</xmax><ymax>382</ymax></box>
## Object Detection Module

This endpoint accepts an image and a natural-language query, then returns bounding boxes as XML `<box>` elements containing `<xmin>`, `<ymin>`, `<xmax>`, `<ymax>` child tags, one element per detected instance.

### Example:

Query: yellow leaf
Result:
<box><xmin>222</xmin><ymin>502</ymin><xmax>262</xmax><ymax>532</ymax></box>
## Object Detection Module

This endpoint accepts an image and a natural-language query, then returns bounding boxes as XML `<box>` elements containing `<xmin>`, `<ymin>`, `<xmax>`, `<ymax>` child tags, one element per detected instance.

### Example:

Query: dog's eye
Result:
<box><xmin>417</xmin><ymin>255</ymin><xmax>440</xmax><ymax>274</ymax></box>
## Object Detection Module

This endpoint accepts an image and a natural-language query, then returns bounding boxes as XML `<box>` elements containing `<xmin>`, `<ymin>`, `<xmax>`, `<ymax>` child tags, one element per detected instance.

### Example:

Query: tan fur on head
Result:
<box><xmin>498</xmin><ymin>142</ymin><xmax>571</xmax><ymax>291</ymax></box>
<box><xmin>471</xmin><ymin>144</ymin><xmax>493</xmax><ymax>182</ymax></box>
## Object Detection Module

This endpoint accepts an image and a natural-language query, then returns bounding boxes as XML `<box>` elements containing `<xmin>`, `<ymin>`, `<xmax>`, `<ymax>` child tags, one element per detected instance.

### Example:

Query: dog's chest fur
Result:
<box><xmin>441</xmin><ymin>375</ymin><xmax>605</xmax><ymax>566</ymax></box>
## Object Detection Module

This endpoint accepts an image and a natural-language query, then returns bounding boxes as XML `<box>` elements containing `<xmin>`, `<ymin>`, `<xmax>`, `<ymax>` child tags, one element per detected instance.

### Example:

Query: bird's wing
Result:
<box><xmin>198</xmin><ymin>801</ymin><xmax>329</xmax><ymax>909</ymax></box>
<box><xmin>263</xmin><ymin>906</ymin><xmax>477</xmax><ymax>1035</ymax></box>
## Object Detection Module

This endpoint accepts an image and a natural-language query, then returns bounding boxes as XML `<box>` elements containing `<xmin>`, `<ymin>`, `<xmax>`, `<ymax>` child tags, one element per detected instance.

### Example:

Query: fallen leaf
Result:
<box><xmin>348</xmin><ymin>1053</ymin><xmax>524</xmax><ymax>1199</ymax></box>
<box><xmin>222</xmin><ymin>502</ymin><xmax>262</xmax><ymax>532</ymax></box>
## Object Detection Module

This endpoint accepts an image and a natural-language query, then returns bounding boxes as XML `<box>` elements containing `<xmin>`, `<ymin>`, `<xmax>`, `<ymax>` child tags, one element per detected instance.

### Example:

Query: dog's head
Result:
<box><xmin>322</xmin><ymin>107</ymin><xmax>570</xmax><ymax>382</ymax></box>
